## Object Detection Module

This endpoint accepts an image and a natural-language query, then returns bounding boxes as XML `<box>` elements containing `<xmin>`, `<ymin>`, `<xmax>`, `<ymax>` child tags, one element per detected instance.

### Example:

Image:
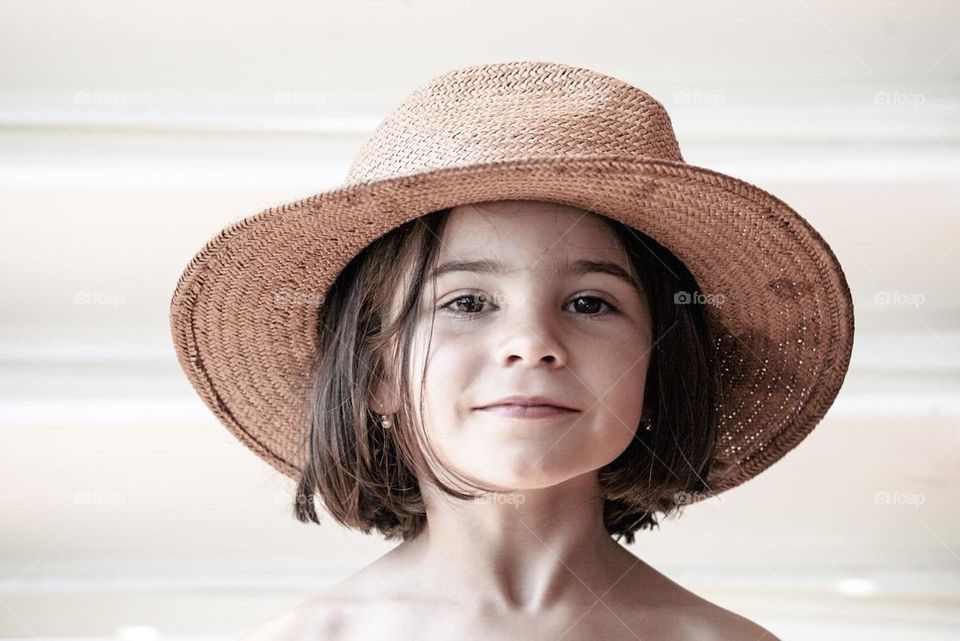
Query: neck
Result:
<box><xmin>401</xmin><ymin>471</ymin><xmax>638</xmax><ymax>614</ymax></box>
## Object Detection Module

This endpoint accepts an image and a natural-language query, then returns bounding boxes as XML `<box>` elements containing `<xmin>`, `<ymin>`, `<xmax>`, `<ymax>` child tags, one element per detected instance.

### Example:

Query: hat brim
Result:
<box><xmin>169</xmin><ymin>155</ymin><xmax>854</xmax><ymax>502</ymax></box>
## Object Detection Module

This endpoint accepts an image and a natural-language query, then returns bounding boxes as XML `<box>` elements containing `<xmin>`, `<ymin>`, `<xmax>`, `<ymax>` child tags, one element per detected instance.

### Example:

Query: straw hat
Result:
<box><xmin>169</xmin><ymin>60</ymin><xmax>854</xmax><ymax>502</ymax></box>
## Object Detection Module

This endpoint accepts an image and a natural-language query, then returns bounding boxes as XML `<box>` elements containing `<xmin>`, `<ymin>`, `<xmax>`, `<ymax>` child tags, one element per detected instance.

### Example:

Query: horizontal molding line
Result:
<box><xmin>1</xmin><ymin>96</ymin><xmax>958</xmax><ymax>141</ymax></box>
<box><xmin>1</xmin><ymin>332</ymin><xmax>957</xmax><ymax>364</ymax></box>
<box><xmin>0</xmin><ymin>572</ymin><xmax>345</xmax><ymax>594</ymax></box>
<box><xmin>0</xmin><ymin>391</ymin><xmax>957</xmax><ymax>426</ymax></box>
<box><xmin>1</xmin><ymin>154</ymin><xmax>959</xmax><ymax>191</ymax></box>
<box><xmin>0</xmin><ymin>567</ymin><xmax>956</xmax><ymax>596</ymax></box>
<box><xmin>0</xmin><ymin>115</ymin><xmax>381</xmax><ymax>134</ymax></box>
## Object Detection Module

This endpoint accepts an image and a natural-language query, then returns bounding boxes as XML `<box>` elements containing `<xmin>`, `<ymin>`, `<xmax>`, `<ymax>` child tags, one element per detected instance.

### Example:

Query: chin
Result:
<box><xmin>459</xmin><ymin>454</ymin><xmax>583</xmax><ymax>492</ymax></box>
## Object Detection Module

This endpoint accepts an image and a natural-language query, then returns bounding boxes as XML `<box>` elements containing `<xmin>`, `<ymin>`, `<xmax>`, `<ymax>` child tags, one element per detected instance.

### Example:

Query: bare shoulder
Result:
<box><xmin>678</xmin><ymin>599</ymin><xmax>782</xmax><ymax>641</ymax></box>
<box><xmin>239</xmin><ymin>595</ymin><xmax>350</xmax><ymax>641</ymax></box>
<box><xmin>240</xmin><ymin>556</ymin><xmax>411</xmax><ymax>641</ymax></box>
<box><xmin>623</xmin><ymin>560</ymin><xmax>781</xmax><ymax>640</ymax></box>
<box><xmin>238</xmin><ymin>607</ymin><xmax>305</xmax><ymax>641</ymax></box>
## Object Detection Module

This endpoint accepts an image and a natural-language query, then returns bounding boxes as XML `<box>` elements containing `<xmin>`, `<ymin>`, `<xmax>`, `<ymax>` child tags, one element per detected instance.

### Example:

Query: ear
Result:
<box><xmin>370</xmin><ymin>266</ymin><xmax>409</xmax><ymax>416</ymax></box>
<box><xmin>640</xmin><ymin>403</ymin><xmax>651</xmax><ymax>424</ymax></box>
<box><xmin>370</xmin><ymin>378</ymin><xmax>400</xmax><ymax>416</ymax></box>
<box><xmin>370</xmin><ymin>356</ymin><xmax>401</xmax><ymax>416</ymax></box>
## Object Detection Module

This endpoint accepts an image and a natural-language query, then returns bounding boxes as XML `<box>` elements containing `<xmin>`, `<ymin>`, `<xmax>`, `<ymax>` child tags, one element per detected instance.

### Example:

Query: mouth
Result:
<box><xmin>474</xmin><ymin>404</ymin><xmax>580</xmax><ymax>419</ymax></box>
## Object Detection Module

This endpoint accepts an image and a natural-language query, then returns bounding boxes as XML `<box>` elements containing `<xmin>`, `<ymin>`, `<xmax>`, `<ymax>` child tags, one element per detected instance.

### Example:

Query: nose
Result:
<box><xmin>493</xmin><ymin>305</ymin><xmax>568</xmax><ymax>368</ymax></box>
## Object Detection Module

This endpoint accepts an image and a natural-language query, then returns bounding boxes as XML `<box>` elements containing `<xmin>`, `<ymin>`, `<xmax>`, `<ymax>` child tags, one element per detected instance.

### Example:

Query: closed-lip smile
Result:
<box><xmin>474</xmin><ymin>395</ymin><xmax>580</xmax><ymax>412</ymax></box>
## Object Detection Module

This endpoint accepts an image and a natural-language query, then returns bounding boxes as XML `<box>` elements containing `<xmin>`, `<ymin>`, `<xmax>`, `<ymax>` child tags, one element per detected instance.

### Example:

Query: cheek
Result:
<box><xmin>585</xmin><ymin>344</ymin><xmax>650</xmax><ymax>433</ymax></box>
<box><xmin>422</xmin><ymin>348</ymin><xmax>473</xmax><ymax>431</ymax></box>
<box><xmin>561</xmin><ymin>342</ymin><xmax>651</xmax><ymax>467</ymax></box>
<box><xmin>405</xmin><ymin>322</ymin><xmax>652</xmax><ymax>488</ymax></box>
<box><xmin>406</xmin><ymin>331</ymin><xmax>476</xmax><ymax>441</ymax></box>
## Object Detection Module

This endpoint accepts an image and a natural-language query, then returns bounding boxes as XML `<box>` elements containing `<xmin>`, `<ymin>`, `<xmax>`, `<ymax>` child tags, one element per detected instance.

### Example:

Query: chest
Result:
<box><xmin>333</xmin><ymin>603</ymin><xmax>699</xmax><ymax>641</ymax></box>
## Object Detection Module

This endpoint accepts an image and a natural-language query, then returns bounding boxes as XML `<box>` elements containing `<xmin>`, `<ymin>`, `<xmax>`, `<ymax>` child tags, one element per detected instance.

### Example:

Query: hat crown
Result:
<box><xmin>344</xmin><ymin>61</ymin><xmax>684</xmax><ymax>186</ymax></box>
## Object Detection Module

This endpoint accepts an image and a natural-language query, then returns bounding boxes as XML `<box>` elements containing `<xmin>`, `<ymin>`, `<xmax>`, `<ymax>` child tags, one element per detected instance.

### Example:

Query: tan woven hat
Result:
<box><xmin>169</xmin><ymin>60</ymin><xmax>854</xmax><ymax>502</ymax></box>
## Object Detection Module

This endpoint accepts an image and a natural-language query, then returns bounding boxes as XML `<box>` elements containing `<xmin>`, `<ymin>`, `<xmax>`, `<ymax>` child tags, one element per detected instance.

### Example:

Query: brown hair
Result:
<box><xmin>294</xmin><ymin>206</ymin><xmax>721</xmax><ymax>544</ymax></box>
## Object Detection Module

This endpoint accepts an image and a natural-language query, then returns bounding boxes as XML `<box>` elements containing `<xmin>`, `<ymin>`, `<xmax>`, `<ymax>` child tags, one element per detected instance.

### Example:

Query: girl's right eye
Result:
<box><xmin>439</xmin><ymin>293</ymin><xmax>491</xmax><ymax>318</ymax></box>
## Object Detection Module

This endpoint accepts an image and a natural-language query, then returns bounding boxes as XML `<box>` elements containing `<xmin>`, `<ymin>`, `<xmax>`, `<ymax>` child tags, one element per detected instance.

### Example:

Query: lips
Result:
<box><xmin>474</xmin><ymin>395</ymin><xmax>579</xmax><ymax>411</ymax></box>
<box><xmin>477</xmin><ymin>404</ymin><xmax>577</xmax><ymax>419</ymax></box>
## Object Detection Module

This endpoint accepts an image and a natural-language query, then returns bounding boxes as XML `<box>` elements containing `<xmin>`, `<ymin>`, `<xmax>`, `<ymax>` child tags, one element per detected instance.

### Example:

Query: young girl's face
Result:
<box><xmin>391</xmin><ymin>200</ymin><xmax>654</xmax><ymax>492</ymax></box>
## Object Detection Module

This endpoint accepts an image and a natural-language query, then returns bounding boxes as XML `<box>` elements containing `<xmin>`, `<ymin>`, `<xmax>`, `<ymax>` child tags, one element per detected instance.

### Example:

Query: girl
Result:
<box><xmin>171</xmin><ymin>61</ymin><xmax>854</xmax><ymax>640</ymax></box>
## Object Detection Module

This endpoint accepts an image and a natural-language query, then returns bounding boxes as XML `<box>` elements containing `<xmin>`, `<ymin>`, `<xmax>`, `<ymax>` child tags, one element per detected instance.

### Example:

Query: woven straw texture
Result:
<box><xmin>169</xmin><ymin>61</ymin><xmax>855</xmax><ymax>503</ymax></box>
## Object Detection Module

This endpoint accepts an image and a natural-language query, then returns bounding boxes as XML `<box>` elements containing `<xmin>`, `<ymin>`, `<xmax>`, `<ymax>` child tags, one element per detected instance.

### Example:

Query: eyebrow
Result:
<box><xmin>429</xmin><ymin>257</ymin><xmax>645</xmax><ymax>298</ymax></box>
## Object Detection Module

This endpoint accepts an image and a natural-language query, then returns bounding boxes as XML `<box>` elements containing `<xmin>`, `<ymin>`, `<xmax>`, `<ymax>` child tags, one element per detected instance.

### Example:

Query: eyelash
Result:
<box><xmin>437</xmin><ymin>292</ymin><xmax>621</xmax><ymax>320</ymax></box>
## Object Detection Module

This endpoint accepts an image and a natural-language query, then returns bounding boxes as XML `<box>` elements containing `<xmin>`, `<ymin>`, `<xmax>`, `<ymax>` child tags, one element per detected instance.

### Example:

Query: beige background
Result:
<box><xmin>1</xmin><ymin>0</ymin><xmax>958</xmax><ymax>639</ymax></box>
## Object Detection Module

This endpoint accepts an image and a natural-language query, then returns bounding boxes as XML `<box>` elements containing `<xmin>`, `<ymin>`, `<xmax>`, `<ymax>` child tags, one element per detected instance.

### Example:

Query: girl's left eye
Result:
<box><xmin>437</xmin><ymin>293</ymin><xmax>620</xmax><ymax>319</ymax></box>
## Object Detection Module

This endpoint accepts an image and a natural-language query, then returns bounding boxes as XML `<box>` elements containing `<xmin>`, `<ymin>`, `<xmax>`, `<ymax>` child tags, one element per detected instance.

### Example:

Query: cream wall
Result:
<box><xmin>1</xmin><ymin>1</ymin><xmax>958</xmax><ymax>639</ymax></box>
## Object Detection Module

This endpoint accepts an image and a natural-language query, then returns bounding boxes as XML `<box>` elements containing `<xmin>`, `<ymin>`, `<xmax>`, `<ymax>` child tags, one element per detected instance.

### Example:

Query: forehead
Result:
<box><xmin>440</xmin><ymin>200</ymin><xmax>626</xmax><ymax>265</ymax></box>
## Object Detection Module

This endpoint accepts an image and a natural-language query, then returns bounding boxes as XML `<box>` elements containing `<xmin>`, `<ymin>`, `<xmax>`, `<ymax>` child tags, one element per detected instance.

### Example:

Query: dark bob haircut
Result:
<box><xmin>295</xmin><ymin>204</ymin><xmax>721</xmax><ymax>544</ymax></box>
